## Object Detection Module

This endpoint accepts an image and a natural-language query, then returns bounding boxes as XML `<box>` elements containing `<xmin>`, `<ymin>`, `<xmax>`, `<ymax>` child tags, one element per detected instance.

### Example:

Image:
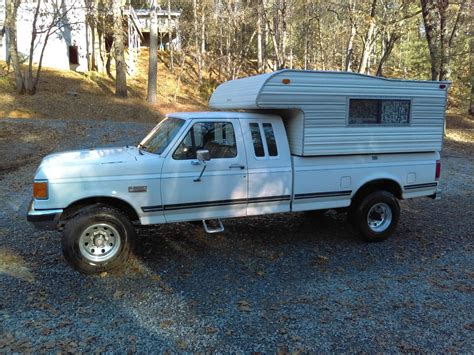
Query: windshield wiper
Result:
<box><xmin>137</xmin><ymin>143</ymin><xmax>148</xmax><ymax>155</ymax></box>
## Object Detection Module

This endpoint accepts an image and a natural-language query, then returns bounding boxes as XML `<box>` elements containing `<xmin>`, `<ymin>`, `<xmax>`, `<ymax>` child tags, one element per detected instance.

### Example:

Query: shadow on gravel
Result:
<box><xmin>135</xmin><ymin>212</ymin><xmax>357</xmax><ymax>268</ymax></box>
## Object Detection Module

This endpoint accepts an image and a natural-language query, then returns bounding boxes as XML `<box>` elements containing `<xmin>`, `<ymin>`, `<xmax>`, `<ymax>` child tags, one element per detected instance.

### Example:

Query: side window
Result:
<box><xmin>173</xmin><ymin>122</ymin><xmax>237</xmax><ymax>160</ymax></box>
<box><xmin>263</xmin><ymin>123</ymin><xmax>278</xmax><ymax>156</ymax></box>
<box><xmin>349</xmin><ymin>99</ymin><xmax>410</xmax><ymax>125</ymax></box>
<box><xmin>249</xmin><ymin>123</ymin><xmax>265</xmax><ymax>157</ymax></box>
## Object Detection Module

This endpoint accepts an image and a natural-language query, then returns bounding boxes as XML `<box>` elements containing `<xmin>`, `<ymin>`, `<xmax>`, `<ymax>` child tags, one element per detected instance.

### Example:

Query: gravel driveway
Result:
<box><xmin>1</xmin><ymin>117</ymin><xmax>473</xmax><ymax>352</ymax></box>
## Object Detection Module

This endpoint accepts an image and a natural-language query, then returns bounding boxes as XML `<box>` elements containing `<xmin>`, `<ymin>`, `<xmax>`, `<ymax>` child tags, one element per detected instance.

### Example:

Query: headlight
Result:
<box><xmin>33</xmin><ymin>181</ymin><xmax>48</xmax><ymax>199</ymax></box>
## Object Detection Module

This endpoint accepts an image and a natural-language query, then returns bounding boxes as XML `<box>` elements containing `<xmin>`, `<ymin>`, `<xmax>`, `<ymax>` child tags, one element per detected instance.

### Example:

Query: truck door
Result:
<box><xmin>241</xmin><ymin>117</ymin><xmax>292</xmax><ymax>215</ymax></box>
<box><xmin>161</xmin><ymin>119</ymin><xmax>248</xmax><ymax>222</ymax></box>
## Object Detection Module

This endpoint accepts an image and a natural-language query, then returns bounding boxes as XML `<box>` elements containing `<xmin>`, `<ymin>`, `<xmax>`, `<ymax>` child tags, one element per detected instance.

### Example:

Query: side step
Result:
<box><xmin>202</xmin><ymin>219</ymin><xmax>224</xmax><ymax>234</ymax></box>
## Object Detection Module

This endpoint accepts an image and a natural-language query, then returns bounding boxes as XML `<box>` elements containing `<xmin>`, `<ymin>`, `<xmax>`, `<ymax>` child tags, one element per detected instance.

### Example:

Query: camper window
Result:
<box><xmin>349</xmin><ymin>99</ymin><xmax>410</xmax><ymax>125</ymax></box>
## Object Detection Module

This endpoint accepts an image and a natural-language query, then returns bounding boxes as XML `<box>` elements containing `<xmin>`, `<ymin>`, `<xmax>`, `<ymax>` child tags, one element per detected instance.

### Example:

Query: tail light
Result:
<box><xmin>435</xmin><ymin>160</ymin><xmax>441</xmax><ymax>181</ymax></box>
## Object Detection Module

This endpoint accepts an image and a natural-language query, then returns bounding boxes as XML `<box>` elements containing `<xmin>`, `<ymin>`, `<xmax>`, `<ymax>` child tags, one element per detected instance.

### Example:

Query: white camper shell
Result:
<box><xmin>209</xmin><ymin>70</ymin><xmax>450</xmax><ymax>156</ymax></box>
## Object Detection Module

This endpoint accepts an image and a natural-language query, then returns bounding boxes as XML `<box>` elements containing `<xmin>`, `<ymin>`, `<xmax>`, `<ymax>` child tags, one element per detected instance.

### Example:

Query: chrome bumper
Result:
<box><xmin>27</xmin><ymin>200</ymin><xmax>63</xmax><ymax>230</ymax></box>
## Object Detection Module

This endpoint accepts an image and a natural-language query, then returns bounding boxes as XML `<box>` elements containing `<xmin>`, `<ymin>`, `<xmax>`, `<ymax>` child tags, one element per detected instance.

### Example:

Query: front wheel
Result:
<box><xmin>62</xmin><ymin>206</ymin><xmax>135</xmax><ymax>274</ymax></box>
<box><xmin>349</xmin><ymin>191</ymin><xmax>400</xmax><ymax>242</ymax></box>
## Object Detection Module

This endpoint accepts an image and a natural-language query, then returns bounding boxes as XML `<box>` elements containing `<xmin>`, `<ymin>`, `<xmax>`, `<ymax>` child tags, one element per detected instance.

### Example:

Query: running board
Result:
<box><xmin>202</xmin><ymin>219</ymin><xmax>224</xmax><ymax>234</ymax></box>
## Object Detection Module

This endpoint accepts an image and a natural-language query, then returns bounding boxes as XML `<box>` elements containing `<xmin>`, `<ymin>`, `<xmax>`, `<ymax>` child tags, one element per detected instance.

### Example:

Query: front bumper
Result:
<box><xmin>27</xmin><ymin>200</ymin><xmax>63</xmax><ymax>230</ymax></box>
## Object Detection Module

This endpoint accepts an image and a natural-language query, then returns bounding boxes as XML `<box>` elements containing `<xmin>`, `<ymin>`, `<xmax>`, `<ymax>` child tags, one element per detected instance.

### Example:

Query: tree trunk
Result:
<box><xmin>345</xmin><ymin>1</ymin><xmax>356</xmax><ymax>72</ymax></box>
<box><xmin>24</xmin><ymin>0</ymin><xmax>42</xmax><ymax>94</ymax></box>
<box><xmin>359</xmin><ymin>0</ymin><xmax>377</xmax><ymax>74</ymax></box>
<box><xmin>174</xmin><ymin>50</ymin><xmax>187</xmax><ymax>102</ymax></box>
<box><xmin>105</xmin><ymin>35</ymin><xmax>114</xmax><ymax>79</ymax></box>
<box><xmin>420</xmin><ymin>0</ymin><xmax>439</xmax><ymax>80</ymax></box>
<box><xmin>200</xmin><ymin>6</ymin><xmax>205</xmax><ymax>77</ymax></box>
<box><xmin>345</xmin><ymin>22</ymin><xmax>356</xmax><ymax>71</ymax></box>
<box><xmin>193</xmin><ymin>0</ymin><xmax>202</xmax><ymax>83</ymax></box>
<box><xmin>317</xmin><ymin>17</ymin><xmax>325</xmax><ymax>70</ymax></box>
<box><xmin>5</xmin><ymin>0</ymin><xmax>24</xmax><ymax>94</ymax></box>
<box><xmin>438</xmin><ymin>0</ymin><xmax>449</xmax><ymax>80</ymax></box>
<box><xmin>147</xmin><ymin>1</ymin><xmax>158</xmax><ymax>103</ymax></box>
<box><xmin>167</xmin><ymin>0</ymin><xmax>174</xmax><ymax>72</ymax></box>
<box><xmin>280</xmin><ymin>0</ymin><xmax>287</xmax><ymax>68</ymax></box>
<box><xmin>113</xmin><ymin>0</ymin><xmax>127</xmax><ymax>97</ymax></box>
<box><xmin>91</xmin><ymin>24</ymin><xmax>97</xmax><ymax>71</ymax></box>
<box><xmin>263</xmin><ymin>12</ymin><xmax>268</xmax><ymax>70</ymax></box>
<box><xmin>31</xmin><ymin>23</ymin><xmax>55</xmax><ymax>94</ymax></box>
<box><xmin>257</xmin><ymin>0</ymin><xmax>263</xmax><ymax>73</ymax></box>
<box><xmin>376</xmin><ymin>32</ymin><xmax>400</xmax><ymax>76</ymax></box>
<box><xmin>303</xmin><ymin>0</ymin><xmax>310</xmax><ymax>70</ymax></box>
<box><xmin>447</xmin><ymin>1</ymin><xmax>466</xmax><ymax>80</ymax></box>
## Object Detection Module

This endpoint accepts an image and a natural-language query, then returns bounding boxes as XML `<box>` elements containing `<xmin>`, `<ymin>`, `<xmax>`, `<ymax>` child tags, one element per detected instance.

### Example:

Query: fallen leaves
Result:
<box><xmin>463</xmin><ymin>322</ymin><xmax>474</xmax><ymax>331</ymax></box>
<box><xmin>112</xmin><ymin>290</ymin><xmax>125</xmax><ymax>300</ymax></box>
<box><xmin>159</xmin><ymin>319</ymin><xmax>174</xmax><ymax>329</ymax></box>
<box><xmin>237</xmin><ymin>300</ymin><xmax>252</xmax><ymax>312</ymax></box>
<box><xmin>205</xmin><ymin>326</ymin><xmax>218</xmax><ymax>334</ymax></box>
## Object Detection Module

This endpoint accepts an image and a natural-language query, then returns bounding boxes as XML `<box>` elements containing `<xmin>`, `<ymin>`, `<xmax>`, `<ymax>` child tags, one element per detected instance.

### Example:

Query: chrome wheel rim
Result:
<box><xmin>367</xmin><ymin>203</ymin><xmax>392</xmax><ymax>233</ymax></box>
<box><xmin>79</xmin><ymin>223</ymin><xmax>121</xmax><ymax>262</ymax></box>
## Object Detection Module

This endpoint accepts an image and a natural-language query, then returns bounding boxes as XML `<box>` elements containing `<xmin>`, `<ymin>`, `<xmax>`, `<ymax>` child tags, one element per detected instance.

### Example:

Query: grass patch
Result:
<box><xmin>0</xmin><ymin>75</ymin><xmax>13</xmax><ymax>92</ymax></box>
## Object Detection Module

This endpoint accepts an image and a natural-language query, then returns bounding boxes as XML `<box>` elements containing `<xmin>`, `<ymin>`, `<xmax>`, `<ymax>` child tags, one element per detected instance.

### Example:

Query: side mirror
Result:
<box><xmin>194</xmin><ymin>150</ymin><xmax>210</xmax><ymax>182</ymax></box>
<box><xmin>196</xmin><ymin>149</ymin><xmax>210</xmax><ymax>162</ymax></box>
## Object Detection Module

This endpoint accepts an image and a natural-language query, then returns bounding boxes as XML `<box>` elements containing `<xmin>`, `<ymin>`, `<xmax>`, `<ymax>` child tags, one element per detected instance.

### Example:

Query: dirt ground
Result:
<box><xmin>0</xmin><ymin>116</ymin><xmax>473</xmax><ymax>352</ymax></box>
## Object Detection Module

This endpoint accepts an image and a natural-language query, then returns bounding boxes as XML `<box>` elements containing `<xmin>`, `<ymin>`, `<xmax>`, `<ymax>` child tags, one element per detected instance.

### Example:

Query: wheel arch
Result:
<box><xmin>351</xmin><ymin>178</ymin><xmax>403</xmax><ymax>207</ymax></box>
<box><xmin>60</xmin><ymin>196</ymin><xmax>140</xmax><ymax>224</ymax></box>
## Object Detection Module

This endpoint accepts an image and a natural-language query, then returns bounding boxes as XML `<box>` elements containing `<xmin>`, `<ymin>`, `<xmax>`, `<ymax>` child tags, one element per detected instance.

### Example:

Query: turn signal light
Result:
<box><xmin>435</xmin><ymin>160</ymin><xmax>441</xmax><ymax>181</ymax></box>
<box><xmin>33</xmin><ymin>181</ymin><xmax>48</xmax><ymax>199</ymax></box>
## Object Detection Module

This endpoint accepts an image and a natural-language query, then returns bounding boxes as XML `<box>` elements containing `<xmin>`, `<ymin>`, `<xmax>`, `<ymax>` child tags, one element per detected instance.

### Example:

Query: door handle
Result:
<box><xmin>229</xmin><ymin>164</ymin><xmax>245</xmax><ymax>170</ymax></box>
<box><xmin>191</xmin><ymin>160</ymin><xmax>201</xmax><ymax>166</ymax></box>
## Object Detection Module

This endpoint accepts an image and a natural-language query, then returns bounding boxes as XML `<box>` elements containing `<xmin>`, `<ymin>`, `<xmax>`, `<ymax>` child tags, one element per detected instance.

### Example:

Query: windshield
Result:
<box><xmin>139</xmin><ymin>117</ymin><xmax>185</xmax><ymax>155</ymax></box>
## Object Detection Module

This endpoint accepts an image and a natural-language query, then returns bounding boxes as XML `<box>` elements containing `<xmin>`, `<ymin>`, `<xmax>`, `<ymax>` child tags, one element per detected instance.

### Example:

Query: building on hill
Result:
<box><xmin>0</xmin><ymin>0</ymin><xmax>180</xmax><ymax>73</ymax></box>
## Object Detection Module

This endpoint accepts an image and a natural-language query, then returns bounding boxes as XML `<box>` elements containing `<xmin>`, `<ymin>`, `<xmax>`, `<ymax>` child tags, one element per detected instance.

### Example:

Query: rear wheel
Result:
<box><xmin>62</xmin><ymin>206</ymin><xmax>135</xmax><ymax>274</ymax></box>
<box><xmin>349</xmin><ymin>191</ymin><xmax>400</xmax><ymax>242</ymax></box>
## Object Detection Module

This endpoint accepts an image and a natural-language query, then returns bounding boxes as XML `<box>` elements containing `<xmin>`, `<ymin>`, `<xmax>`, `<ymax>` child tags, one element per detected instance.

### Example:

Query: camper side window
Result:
<box><xmin>349</xmin><ymin>99</ymin><xmax>410</xmax><ymax>125</ymax></box>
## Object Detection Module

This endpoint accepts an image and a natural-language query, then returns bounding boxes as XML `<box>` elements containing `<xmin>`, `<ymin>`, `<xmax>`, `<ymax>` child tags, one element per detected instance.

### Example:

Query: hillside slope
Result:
<box><xmin>0</xmin><ymin>49</ymin><xmax>207</xmax><ymax>122</ymax></box>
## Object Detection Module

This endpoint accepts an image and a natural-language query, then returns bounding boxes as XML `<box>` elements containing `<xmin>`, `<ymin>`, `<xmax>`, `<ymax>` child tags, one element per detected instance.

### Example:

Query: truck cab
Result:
<box><xmin>145</xmin><ymin>112</ymin><xmax>292</xmax><ymax>223</ymax></box>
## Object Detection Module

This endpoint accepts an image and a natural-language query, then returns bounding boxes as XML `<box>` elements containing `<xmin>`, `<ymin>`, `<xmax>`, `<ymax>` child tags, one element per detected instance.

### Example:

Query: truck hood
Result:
<box><xmin>40</xmin><ymin>147</ymin><xmax>137</xmax><ymax>167</ymax></box>
<box><xmin>35</xmin><ymin>146</ymin><xmax>162</xmax><ymax>180</ymax></box>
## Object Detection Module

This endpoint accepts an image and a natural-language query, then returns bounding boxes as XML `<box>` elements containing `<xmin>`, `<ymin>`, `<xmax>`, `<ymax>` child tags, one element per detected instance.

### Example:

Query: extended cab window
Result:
<box><xmin>263</xmin><ymin>123</ymin><xmax>278</xmax><ymax>156</ymax></box>
<box><xmin>349</xmin><ymin>99</ymin><xmax>410</xmax><ymax>125</ymax></box>
<box><xmin>249</xmin><ymin>123</ymin><xmax>265</xmax><ymax>157</ymax></box>
<box><xmin>173</xmin><ymin>122</ymin><xmax>237</xmax><ymax>160</ymax></box>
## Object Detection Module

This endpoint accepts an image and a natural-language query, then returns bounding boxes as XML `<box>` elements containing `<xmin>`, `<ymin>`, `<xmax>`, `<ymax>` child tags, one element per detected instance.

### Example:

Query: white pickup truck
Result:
<box><xmin>28</xmin><ymin>70</ymin><xmax>448</xmax><ymax>274</ymax></box>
